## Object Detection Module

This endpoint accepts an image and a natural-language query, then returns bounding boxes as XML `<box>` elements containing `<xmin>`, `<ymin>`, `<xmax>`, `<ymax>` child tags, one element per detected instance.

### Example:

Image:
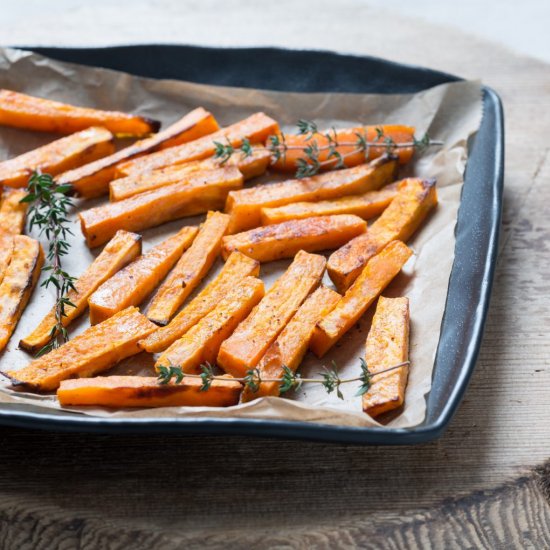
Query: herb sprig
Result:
<box><xmin>157</xmin><ymin>359</ymin><xmax>409</xmax><ymax>399</ymax></box>
<box><xmin>21</xmin><ymin>172</ymin><xmax>76</xmax><ymax>355</ymax></box>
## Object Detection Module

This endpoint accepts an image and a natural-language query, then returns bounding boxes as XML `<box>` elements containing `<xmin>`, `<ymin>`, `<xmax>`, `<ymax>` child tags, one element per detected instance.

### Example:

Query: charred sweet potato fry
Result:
<box><xmin>0</xmin><ymin>188</ymin><xmax>28</xmax><ymax>235</ymax></box>
<box><xmin>261</xmin><ymin>183</ymin><xmax>398</xmax><ymax>225</ymax></box>
<box><xmin>241</xmin><ymin>286</ymin><xmax>341</xmax><ymax>402</ymax></box>
<box><xmin>88</xmin><ymin>226</ymin><xmax>197</xmax><ymax>324</ymax></box>
<box><xmin>0</xmin><ymin>89</ymin><xmax>160</xmax><ymax>136</ymax></box>
<box><xmin>0</xmin><ymin>236</ymin><xmax>43</xmax><ymax>352</ymax></box>
<box><xmin>217</xmin><ymin>251</ymin><xmax>326</xmax><ymax>377</ymax></box>
<box><xmin>79</xmin><ymin>166</ymin><xmax>243</xmax><ymax>247</ymax></box>
<box><xmin>271</xmin><ymin>125</ymin><xmax>415</xmax><ymax>172</ymax></box>
<box><xmin>139</xmin><ymin>251</ymin><xmax>260</xmax><ymax>353</ymax></box>
<box><xmin>363</xmin><ymin>296</ymin><xmax>410</xmax><ymax>417</ymax></box>
<box><xmin>117</xmin><ymin>112</ymin><xmax>279</xmax><ymax>176</ymax></box>
<box><xmin>156</xmin><ymin>276</ymin><xmax>265</xmax><ymax>373</ymax></box>
<box><xmin>57</xmin><ymin>375</ymin><xmax>242</xmax><ymax>408</ymax></box>
<box><xmin>221</xmin><ymin>214</ymin><xmax>366</xmax><ymax>263</ymax></box>
<box><xmin>225</xmin><ymin>156</ymin><xmax>397</xmax><ymax>233</ymax></box>
<box><xmin>310</xmin><ymin>240</ymin><xmax>412</xmax><ymax>357</ymax></box>
<box><xmin>147</xmin><ymin>211</ymin><xmax>230</xmax><ymax>325</ymax></box>
<box><xmin>56</xmin><ymin>108</ymin><xmax>219</xmax><ymax>198</ymax></box>
<box><xmin>4</xmin><ymin>307</ymin><xmax>157</xmax><ymax>392</ymax></box>
<box><xmin>0</xmin><ymin>127</ymin><xmax>114</xmax><ymax>188</ymax></box>
<box><xmin>110</xmin><ymin>147</ymin><xmax>270</xmax><ymax>201</ymax></box>
<box><xmin>327</xmin><ymin>178</ymin><xmax>437</xmax><ymax>292</ymax></box>
<box><xmin>19</xmin><ymin>230</ymin><xmax>142</xmax><ymax>354</ymax></box>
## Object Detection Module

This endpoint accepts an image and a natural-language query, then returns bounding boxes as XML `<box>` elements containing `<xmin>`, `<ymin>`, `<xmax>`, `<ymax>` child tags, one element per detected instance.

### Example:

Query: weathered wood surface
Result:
<box><xmin>0</xmin><ymin>1</ymin><xmax>550</xmax><ymax>546</ymax></box>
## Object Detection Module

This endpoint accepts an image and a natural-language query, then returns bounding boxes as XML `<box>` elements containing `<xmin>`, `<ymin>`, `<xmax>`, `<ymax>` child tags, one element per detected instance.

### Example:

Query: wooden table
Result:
<box><xmin>1</xmin><ymin>2</ymin><xmax>549</xmax><ymax>547</ymax></box>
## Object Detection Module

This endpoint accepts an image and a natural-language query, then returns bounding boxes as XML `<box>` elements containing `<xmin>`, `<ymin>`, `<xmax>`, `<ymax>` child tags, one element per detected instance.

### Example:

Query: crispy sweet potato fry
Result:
<box><xmin>110</xmin><ymin>147</ymin><xmax>270</xmax><ymax>201</ymax></box>
<box><xmin>88</xmin><ymin>227</ymin><xmax>197</xmax><ymax>324</ymax></box>
<box><xmin>139</xmin><ymin>251</ymin><xmax>260</xmax><ymax>353</ymax></box>
<box><xmin>147</xmin><ymin>211</ymin><xmax>230</xmax><ymax>325</ymax></box>
<box><xmin>0</xmin><ymin>236</ymin><xmax>43</xmax><ymax>352</ymax></box>
<box><xmin>363</xmin><ymin>296</ymin><xmax>410</xmax><ymax>417</ymax></box>
<box><xmin>272</xmin><ymin>125</ymin><xmax>415</xmax><ymax>171</ymax></box>
<box><xmin>217</xmin><ymin>250</ymin><xmax>326</xmax><ymax>377</ymax></box>
<box><xmin>225</xmin><ymin>156</ymin><xmax>397</xmax><ymax>233</ymax></box>
<box><xmin>0</xmin><ymin>188</ymin><xmax>28</xmax><ymax>235</ymax></box>
<box><xmin>117</xmin><ymin>112</ymin><xmax>279</xmax><ymax>176</ymax></box>
<box><xmin>56</xmin><ymin>108</ymin><xmax>219</xmax><ymax>198</ymax></box>
<box><xmin>0</xmin><ymin>127</ymin><xmax>114</xmax><ymax>188</ymax></box>
<box><xmin>20</xmin><ymin>230</ymin><xmax>142</xmax><ymax>354</ymax></box>
<box><xmin>241</xmin><ymin>286</ymin><xmax>341</xmax><ymax>402</ymax></box>
<box><xmin>310</xmin><ymin>240</ymin><xmax>412</xmax><ymax>357</ymax></box>
<box><xmin>0</xmin><ymin>234</ymin><xmax>14</xmax><ymax>286</ymax></box>
<box><xmin>156</xmin><ymin>276</ymin><xmax>265</xmax><ymax>373</ymax></box>
<box><xmin>261</xmin><ymin>183</ymin><xmax>398</xmax><ymax>225</ymax></box>
<box><xmin>0</xmin><ymin>89</ymin><xmax>160</xmax><ymax>136</ymax></box>
<box><xmin>79</xmin><ymin>166</ymin><xmax>243</xmax><ymax>247</ymax></box>
<box><xmin>57</xmin><ymin>375</ymin><xmax>242</xmax><ymax>408</ymax></box>
<box><xmin>4</xmin><ymin>307</ymin><xmax>157</xmax><ymax>392</ymax></box>
<box><xmin>327</xmin><ymin>178</ymin><xmax>437</xmax><ymax>292</ymax></box>
<box><xmin>221</xmin><ymin>215</ymin><xmax>366</xmax><ymax>263</ymax></box>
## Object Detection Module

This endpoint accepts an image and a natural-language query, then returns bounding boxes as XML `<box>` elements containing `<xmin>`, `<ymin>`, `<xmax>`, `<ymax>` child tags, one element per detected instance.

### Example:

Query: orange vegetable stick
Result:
<box><xmin>79</xmin><ymin>166</ymin><xmax>243</xmax><ymax>248</ymax></box>
<box><xmin>310</xmin><ymin>240</ymin><xmax>412</xmax><ymax>358</ymax></box>
<box><xmin>147</xmin><ymin>211</ymin><xmax>230</xmax><ymax>325</ymax></box>
<box><xmin>4</xmin><ymin>307</ymin><xmax>157</xmax><ymax>392</ymax></box>
<box><xmin>363</xmin><ymin>296</ymin><xmax>410</xmax><ymax>417</ymax></box>
<box><xmin>241</xmin><ymin>286</ymin><xmax>341</xmax><ymax>402</ymax></box>
<box><xmin>155</xmin><ymin>276</ymin><xmax>265</xmax><ymax>373</ymax></box>
<box><xmin>0</xmin><ymin>89</ymin><xmax>160</xmax><ymax>136</ymax></box>
<box><xmin>217</xmin><ymin>250</ymin><xmax>326</xmax><ymax>377</ymax></box>
<box><xmin>139</xmin><ymin>251</ymin><xmax>260</xmax><ymax>353</ymax></box>
<box><xmin>88</xmin><ymin>226</ymin><xmax>197</xmax><ymax>324</ymax></box>
<box><xmin>221</xmin><ymin>215</ymin><xmax>366</xmax><ymax>263</ymax></box>
<box><xmin>327</xmin><ymin>178</ymin><xmax>437</xmax><ymax>292</ymax></box>
<box><xmin>20</xmin><ymin>230</ymin><xmax>142</xmax><ymax>354</ymax></box>
<box><xmin>0</xmin><ymin>234</ymin><xmax>14</xmax><ymax>286</ymax></box>
<box><xmin>0</xmin><ymin>127</ymin><xmax>114</xmax><ymax>188</ymax></box>
<box><xmin>117</xmin><ymin>112</ymin><xmax>279</xmax><ymax>176</ymax></box>
<box><xmin>56</xmin><ymin>108</ymin><xmax>219</xmax><ymax>198</ymax></box>
<box><xmin>0</xmin><ymin>188</ymin><xmax>28</xmax><ymax>235</ymax></box>
<box><xmin>271</xmin><ymin>125</ymin><xmax>415</xmax><ymax>172</ymax></box>
<box><xmin>57</xmin><ymin>375</ymin><xmax>242</xmax><ymax>408</ymax></box>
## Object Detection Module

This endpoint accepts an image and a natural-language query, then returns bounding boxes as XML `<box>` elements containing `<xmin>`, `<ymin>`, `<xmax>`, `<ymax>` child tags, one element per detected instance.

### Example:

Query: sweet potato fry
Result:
<box><xmin>271</xmin><ymin>125</ymin><xmax>415</xmax><ymax>171</ymax></box>
<box><xmin>241</xmin><ymin>286</ymin><xmax>341</xmax><ymax>402</ymax></box>
<box><xmin>0</xmin><ymin>236</ymin><xmax>43</xmax><ymax>352</ymax></box>
<box><xmin>0</xmin><ymin>127</ymin><xmax>114</xmax><ymax>188</ymax></box>
<box><xmin>217</xmin><ymin>250</ymin><xmax>326</xmax><ymax>377</ymax></box>
<box><xmin>156</xmin><ymin>276</ymin><xmax>265</xmax><ymax>373</ymax></box>
<box><xmin>327</xmin><ymin>178</ymin><xmax>437</xmax><ymax>292</ymax></box>
<box><xmin>0</xmin><ymin>89</ymin><xmax>160</xmax><ymax>136</ymax></box>
<box><xmin>310</xmin><ymin>240</ymin><xmax>412</xmax><ymax>357</ymax></box>
<box><xmin>221</xmin><ymin>214</ymin><xmax>366</xmax><ymax>263</ymax></box>
<box><xmin>363</xmin><ymin>296</ymin><xmax>410</xmax><ymax>417</ymax></box>
<box><xmin>147</xmin><ymin>211</ymin><xmax>230</xmax><ymax>325</ymax></box>
<box><xmin>57</xmin><ymin>375</ymin><xmax>242</xmax><ymax>408</ymax></box>
<box><xmin>0</xmin><ymin>188</ymin><xmax>28</xmax><ymax>235</ymax></box>
<box><xmin>117</xmin><ymin>112</ymin><xmax>279</xmax><ymax>176</ymax></box>
<box><xmin>110</xmin><ymin>147</ymin><xmax>270</xmax><ymax>201</ymax></box>
<box><xmin>88</xmin><ymin>226</ymin><xmax>197</xmax><ymax>324</ymax></box>
<box><xmin>225</xmin><ymin>156</ymin><xmax>397</xmax><ymax>233</ymax></box>
<box><xmin>56</xmin><ymin>108</ymin><xmax>219</xmax><ymax>198</ymax></box>
<box><xmin>139</xmin><ymin>251</ymin><xmax>260</xmax><ymax>353</ymax></box>
<box><xmin>0</xmin><ymin>234</ymin><xmax>14</xmax><ymax>286</ymax></box>
<box><xmin>4</xmin><ymin>307</ymin><xmax>157</xmax><ymax>392</ymax></box>
<box><xmin>19</xmin><ymin>230</ymin><xmax>142</xmax><ymax>354</ymax></box>
<box><xmin>79</xmin><ymin>166</ymin><xmax>243</xmax><ymax>247</ymax></box>
<box><xmin>261</xmin><ymin>183</ymin><xmax>398</xmax><ymax>225</ymax></box>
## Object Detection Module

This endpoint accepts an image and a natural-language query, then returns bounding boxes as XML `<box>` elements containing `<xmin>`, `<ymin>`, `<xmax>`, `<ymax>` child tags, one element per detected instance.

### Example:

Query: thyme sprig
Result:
<box><xmin>21</xmin><ymin>172</ymin><xmax>77</xmax><ymax>356</ymax></box>
<box><xmin>213</xmin><ymin>121</ymin><xmax>443</xmax><ymax>179</ymax></box>
<box><xmin>157</xmin><ymin>359</ymin><xmax>409</xmax><ymax>399</ymax></box>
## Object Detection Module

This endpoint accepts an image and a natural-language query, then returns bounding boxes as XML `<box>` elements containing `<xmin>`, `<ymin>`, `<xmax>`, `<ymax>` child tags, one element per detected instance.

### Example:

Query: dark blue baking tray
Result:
<box><xmin>0</xmin><ymin>45</ymin><xmax>504</xmax><ymax>444</ymax></box>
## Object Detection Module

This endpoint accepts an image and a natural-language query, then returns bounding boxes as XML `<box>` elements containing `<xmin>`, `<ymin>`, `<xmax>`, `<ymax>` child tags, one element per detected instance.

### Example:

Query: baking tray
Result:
<box><xmin>0</xmin><ymin>45</ymin><xmax>504</xmax><ymax>444</ymax></box>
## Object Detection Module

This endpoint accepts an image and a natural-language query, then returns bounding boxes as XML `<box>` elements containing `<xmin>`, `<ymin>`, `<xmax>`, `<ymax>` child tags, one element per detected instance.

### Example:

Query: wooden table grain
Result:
<box><xmin>1</xmin><ymin>2</ymin><xmax>550</xmax><ymax>547</ymax></box>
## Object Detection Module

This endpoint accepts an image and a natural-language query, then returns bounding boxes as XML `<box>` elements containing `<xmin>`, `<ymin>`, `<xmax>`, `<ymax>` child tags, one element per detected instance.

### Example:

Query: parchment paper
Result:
<box><xmin>0</xmin><ymin>47</ymin><xmax>482</xmax><ymax>428</ymax></box>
